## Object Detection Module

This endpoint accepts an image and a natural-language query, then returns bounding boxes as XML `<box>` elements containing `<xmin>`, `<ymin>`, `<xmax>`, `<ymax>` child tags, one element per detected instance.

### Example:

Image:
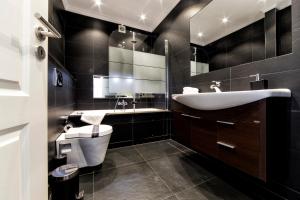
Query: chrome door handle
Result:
<box><xmin>35</xmin><ymin>13</ymin><xmax>61</xmax><ymax>41</ymax></box>
<box><xmin>217</xmin><ymin>141</ymin><xmax>236</xmax><ymax>149</ymax></box>
<box><xmin>181</xmin><ymin>113</ymin><xmax>202</xmax><ymax>119</ymax></box>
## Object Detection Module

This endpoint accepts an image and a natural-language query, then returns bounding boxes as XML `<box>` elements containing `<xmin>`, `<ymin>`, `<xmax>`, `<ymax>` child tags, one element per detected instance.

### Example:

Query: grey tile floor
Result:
<box><xmin>79</xmin><ymin>140</ymin><xmax>253</xmax><ymax>200</ymax></box>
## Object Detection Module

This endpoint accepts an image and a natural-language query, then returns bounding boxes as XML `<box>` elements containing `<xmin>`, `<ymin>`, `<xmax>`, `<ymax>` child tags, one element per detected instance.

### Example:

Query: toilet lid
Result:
<box><xmin>65</xmin><ymin>124</ymin><xmax>113</xmax><ymax>139</ymax></box>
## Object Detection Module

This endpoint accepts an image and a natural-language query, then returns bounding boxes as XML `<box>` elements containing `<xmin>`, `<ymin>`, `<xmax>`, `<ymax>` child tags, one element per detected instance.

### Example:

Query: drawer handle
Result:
<box><xmin>181</xmin><ymin>114</ymin><xmax>201</xmax><ymax>119</ymax></box>
<box><xmin>217</xmin><ymin>120</ymin><xmax>235</xmax><ymax>126</ymax></box>
<box><xmin>217</xmin><ymin>141</ymin><xmax>236</xmax><ymax>149</ymax></box>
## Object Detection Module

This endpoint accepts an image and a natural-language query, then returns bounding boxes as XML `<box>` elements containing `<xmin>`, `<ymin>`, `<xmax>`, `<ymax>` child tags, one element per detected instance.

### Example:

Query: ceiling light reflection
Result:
<box><xmin>140</xmin><ymin>14</ymin><xmax>146</xmax><ymax>21</ymax></box>
<box><xmin>222</xmin><ymin>17</ymin><xmax>229</xmax><ymax>24</ymax></box>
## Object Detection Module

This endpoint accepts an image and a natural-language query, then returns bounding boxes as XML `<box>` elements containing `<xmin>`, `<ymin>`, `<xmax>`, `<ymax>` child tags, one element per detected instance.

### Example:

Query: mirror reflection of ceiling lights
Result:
<box><xmin>190</xmin><ymin>0</ymin><xmax>291</xmax><ymax>46</ymax></box>
<box><xmin>140</xmin><ymin>14</ymin><xmax>146</xmax><ymax>21</ymax></box>
<box><xmin>94</xmin><ymin>0</ymin><xmax>102</xmax><ymax>7</ymax></box>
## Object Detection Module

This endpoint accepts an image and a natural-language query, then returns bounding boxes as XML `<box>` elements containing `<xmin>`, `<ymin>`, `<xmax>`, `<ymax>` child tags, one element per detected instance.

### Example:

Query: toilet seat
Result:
<box><xmin>65</xmin><ymin>124</ymin><xmax>112</xmax><ymax>139</ymax></box>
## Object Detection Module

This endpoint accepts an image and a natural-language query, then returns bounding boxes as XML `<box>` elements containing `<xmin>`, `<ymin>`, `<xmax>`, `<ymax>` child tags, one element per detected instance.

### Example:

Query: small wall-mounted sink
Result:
<box><xmin>172</xmin><ymin>89</ymin><xmax>291</xmax><ymax>110</ymax></box>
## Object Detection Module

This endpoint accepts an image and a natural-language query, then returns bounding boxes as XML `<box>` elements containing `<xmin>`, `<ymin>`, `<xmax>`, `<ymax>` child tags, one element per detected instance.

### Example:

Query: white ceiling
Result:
<box><xmin>62</xmin><ymin>0</ymin><xmax>180</xmax><ymax>32</ymax></box>
<box><xmin>190</xmin><ymin>0</ymin><xmax>291</xmax><ymax>46</ymax></box>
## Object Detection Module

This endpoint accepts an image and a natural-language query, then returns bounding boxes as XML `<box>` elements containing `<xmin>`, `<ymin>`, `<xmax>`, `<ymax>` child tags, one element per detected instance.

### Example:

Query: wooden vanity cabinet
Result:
<box><xmin>172</xmin><ymin>100</ymin><xmax>267</xmax><ymax>181</ymax></box>
<box><xmin>173</xmin><ymin>112</ymin><xmax>191</xmax><ymax>146</ymax></box>
<box><xmin>216</xmin><ymin>100</ymin><xmax>266</xmax><ymax>181</ymax></box>
<box><xmin>190</xmin><ymin>118</ymin><xmax>218</xmax><ymax>158</ymax></box>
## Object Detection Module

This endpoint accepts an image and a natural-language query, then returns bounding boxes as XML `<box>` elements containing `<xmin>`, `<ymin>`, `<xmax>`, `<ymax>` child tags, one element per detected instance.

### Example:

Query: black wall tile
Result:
<box><xmin>75</xmin><ymin>103</ymin><xmax>94</xmax><ymax>110</ymax></box>
<box><xmin>75</xmin><ymin>88</ymin><xmax>94</xmax><ymax>104</ymax></box>
<box><xmin>153</xmin><ymin>0</ymin><xmax>212</xmax><ymax>97</ymax></box>
<box><xmin>277</xmin><ymin>7</ymin><xmax>293</xmax><ymax>56</ymax></box>
<box><xmin>74</xmin><ymin>74</ymin><xmax>93</xmax><ymax>89</ymax></box>
<box><xmin>66</xmin><ymin>41</ymin><xmax>93</xmax><ymax>59</ymax></box>
<box><xmin>190</xmin><ymin>68</ymin><xmax>230</xmax><ymax>84</ymax></box>
<box><xmin>67</xmin><ymin>57</ymin><xmax>93</xmax><ymax>75</ymax></box>
<box><xmin>48</xmin><ymin>58</ymin><xmax>75</xmax><ymax>168</ymax></box>
<box><xmin>65</xmin><ymin>26</ymin><xmax>94</xmax><ymax>45</ymax></box>
<box><xmin>230</xmin><ymin>77</ymin><xmax>252</xmax><ymax>91</ymax></box>
<box><xmin>94</xmin><ymin>60</ymin><xmax>108</xmax><ymax>75</ymax></box>
<box><xmin>262</xmin><ymin>69</ymin><xmax>300</xmax><ymax>110</ymax></box>
<box><xmin>265</xmin><ymin>9</ymin><xmax>278</xmax><ymax>58</ymax></box>
<box><xmin>64</xmin><ymin>11</ymin><xmax>164</xmax><ymax>110</ymax></box>
<box><xmin>48</xmin><ymin>0</ymin><xmax>65</xmax><ymax>65</ymax></box>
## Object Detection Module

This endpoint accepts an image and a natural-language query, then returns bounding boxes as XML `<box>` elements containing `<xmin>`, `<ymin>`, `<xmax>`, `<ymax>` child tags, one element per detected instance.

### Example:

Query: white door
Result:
<box><xmin>0</xmin><ymin>0</ymin><xmax>48</xmax><ymax>200</ymax></box>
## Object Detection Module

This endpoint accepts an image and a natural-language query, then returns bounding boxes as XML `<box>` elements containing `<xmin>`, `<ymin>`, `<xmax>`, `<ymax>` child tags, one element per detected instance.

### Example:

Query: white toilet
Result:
<box><xmin>56</xmin><ymin>124</ymin><xmax>113</xmax><ymax>168</ymax></box>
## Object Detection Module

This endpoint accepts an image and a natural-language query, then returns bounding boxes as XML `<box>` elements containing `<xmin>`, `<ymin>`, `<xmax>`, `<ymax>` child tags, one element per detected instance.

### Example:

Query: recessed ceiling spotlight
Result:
<box><xmin>95</xmin><ymin>0</ymin><xmax>102</xmax><ymax>7</ymax></box>
<box><xmin>197</xmin><ymin>32</ymin><xmax>203</xmax><ymax>37</ymax></box>
<box><xmin>222</xmin><ymin>17</ymin><xmax>229</xmax><ymax>24</ymax></box>
<box><xmin>140</xmin><ymin>14</ymin><xmax>146</xmax><ymax>21</ymax></box>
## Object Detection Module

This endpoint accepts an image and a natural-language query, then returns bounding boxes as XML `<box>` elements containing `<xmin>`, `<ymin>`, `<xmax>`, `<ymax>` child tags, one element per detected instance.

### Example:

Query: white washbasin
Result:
<box><xmin>172</xmin><ymin>89</ymin><xmax>291</xmax><ymax>110</ymax></box>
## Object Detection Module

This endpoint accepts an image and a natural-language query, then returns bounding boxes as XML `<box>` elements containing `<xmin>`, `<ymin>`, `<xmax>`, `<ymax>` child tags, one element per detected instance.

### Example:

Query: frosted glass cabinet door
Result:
<box><xmin>109</xmin><ymin>78</ymin><xmax>134</xmax><ymax>94</ymax></box>
<box><xmin>190</xmin><ymin>61</ymin><xmax>197</xmax><ymax>76</ymax></box>
<box><xmin>197</xmin><ymin>62</ymin><xmax>209</xmax><ymax>74</ymax></box>
<box><xmin>133</xmin><ymin>65</ymin><xmax>165</xmax><ymax>81</ymax></box>
<box><xmin>109</xmin><ymin>62</ymin><xmax>133</xmax><ymax>78</ymax></box>
<box><xmin>109</xmin><ymin>47</ymin><xmax>133</xmax><ymax>64</ymax></box>
<box><xmin>133</xmin><ymin>51</ymin><xmax>165</xmax><ymax>68</ymax></box>
<box><xmin>134</xmin><ymin>80</ymin><xmax>165</xmax><ymax>94</ymax></box>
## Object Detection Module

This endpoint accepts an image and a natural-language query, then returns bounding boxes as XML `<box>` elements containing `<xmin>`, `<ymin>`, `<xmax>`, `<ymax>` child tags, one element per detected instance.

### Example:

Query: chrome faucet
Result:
<box><xmin>210</xmin><ymin>81</ymin><xmax>222</xmax><ymax>93</ymax></box>
<box><xmin>249</xmin><ymin>73</ymin><xmax>260</xmax><ymax>81</ymax></box>
<box><xmin>114</xmin><ymin>98</ymin><xmax>128</xmax><ymax>112</ymax></box>
<box><xmin>118</xmin><ymin>99</ymin><xmax>128</xmax><ymax>110</ymax></box>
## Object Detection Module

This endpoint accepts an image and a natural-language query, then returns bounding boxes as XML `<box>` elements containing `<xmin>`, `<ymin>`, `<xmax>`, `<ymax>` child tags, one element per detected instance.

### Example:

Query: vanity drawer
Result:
<box><xmin>217</xmin><ymin>121</ymin><xmax>261</xmax><ymax>152</ymax></box>
<box><xmin>190</xmin><ymin>118</ymin><xmax>218</xmax><ymax>158</ymax></box>
<box><xmin>217</xmin><ymin>143</ymin><xmax>261</xmax><ymax>179</ymax></box>
<box><xmin>173</xmin><ymin>112</ymin><xmax>191</xmax><ymax>146</ymax></box>
<box><xmin>216</xmin><ymin>120</ymin><xmax>266</xmax><ymax>181</ymax></box>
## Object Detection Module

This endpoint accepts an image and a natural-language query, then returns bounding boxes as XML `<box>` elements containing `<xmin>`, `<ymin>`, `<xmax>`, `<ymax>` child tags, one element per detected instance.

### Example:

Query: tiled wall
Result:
<box><xmin>48</xmin><ymin>0</ymin><xmax>75</xmax><ymax>168</ymax></box>
<box><xmin>153</xmin><ymin>0</ymin><xmax>213</xmax><ymax>96</ymax></box>
<box><xmin>154</xmin><ymin>0</ymin><xmax>300</xmax><ymax>199</ymax></box>
<box><xmin>64</xmin><ymin>12</ymin><xmax>166</xmax><ymax>110</ymax></box>
<box><xmin>64</xmin><ymin>11</ymin><xmax>114</xmax><ymax>110</ymax></box>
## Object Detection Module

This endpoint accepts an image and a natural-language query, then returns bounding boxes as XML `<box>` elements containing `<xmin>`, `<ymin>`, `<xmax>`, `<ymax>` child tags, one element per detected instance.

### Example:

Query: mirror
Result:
<box><xmin>190</xmin><ymin>0</ymin><xmax>292</xmax><ymax>76</ymax></box>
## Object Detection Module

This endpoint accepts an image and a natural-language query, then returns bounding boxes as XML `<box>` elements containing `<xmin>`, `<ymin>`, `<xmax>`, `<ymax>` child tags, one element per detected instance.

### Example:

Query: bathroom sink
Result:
<box><xmin>172</xmin><ymin>89</ymin><xmax>291</xmax><ymax>110</ymax></box>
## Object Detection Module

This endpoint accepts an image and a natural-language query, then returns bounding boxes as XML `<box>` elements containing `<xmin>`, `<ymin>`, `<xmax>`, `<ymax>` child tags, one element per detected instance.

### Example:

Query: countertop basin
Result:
<box><xmin>172</xmin><ymin>89</ymin><xmax>291</xmax><ymax>110</ymax></box>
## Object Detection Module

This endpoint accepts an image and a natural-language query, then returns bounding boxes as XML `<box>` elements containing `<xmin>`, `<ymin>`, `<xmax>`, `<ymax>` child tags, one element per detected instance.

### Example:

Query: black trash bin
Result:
<box><xmin>50</xmin><ymin>164</ymin><xmax>83</xmax><ymax>200</ymax></box>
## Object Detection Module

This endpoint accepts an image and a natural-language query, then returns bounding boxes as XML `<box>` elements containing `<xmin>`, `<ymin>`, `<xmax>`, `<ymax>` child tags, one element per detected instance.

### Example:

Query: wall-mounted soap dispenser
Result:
<box><xmin>249</xmin><ymin>74</ymin><xmax>268</xmax><ymax>90</ymax></box>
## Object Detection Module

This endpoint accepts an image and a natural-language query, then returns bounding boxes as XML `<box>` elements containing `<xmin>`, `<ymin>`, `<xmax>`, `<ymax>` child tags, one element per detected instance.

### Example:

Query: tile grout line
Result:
<box><xmin>173</xmin><ymin>176</ymin><xmax>217</xmax><ymax>199</ymax></box>
<box><xmin>134</xmin><ymin>141</ymin><xmax>217</xmax><ymax>200</ymax></box>
<box><xmin>230</xmin><ymin>66</ymin><xmax>300</xmax><ymax>81</ymax></box>
<box><xmin>101</xmin><ymin>140</ymin><xmax>182</xmax><ymax>172</ymax></box>
<box><xmin>100</xmin><ymin>160</ymin><xmax>147</xmax><ymax>172</ymax></box>
<box><xmin>159</xmin><ymin>176</ymin><xmax>217</xmax><ymax>200</ymax></box>
<box><xmin>160</xmin><ymin>194</ymin><xmax>178</xmax><ymax>200</ymax></box>
<box><xmin>134</xmin><ymin>145</ymin><xmax>176</xmax><ymax>198</ymax></box>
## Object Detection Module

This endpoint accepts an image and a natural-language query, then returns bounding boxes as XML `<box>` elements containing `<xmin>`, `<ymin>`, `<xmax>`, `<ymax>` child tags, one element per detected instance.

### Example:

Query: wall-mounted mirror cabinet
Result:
<box><xmin>190</xmin><ymin>0</ymin><xmax>292</xmax><ymax>76</ymax></box>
